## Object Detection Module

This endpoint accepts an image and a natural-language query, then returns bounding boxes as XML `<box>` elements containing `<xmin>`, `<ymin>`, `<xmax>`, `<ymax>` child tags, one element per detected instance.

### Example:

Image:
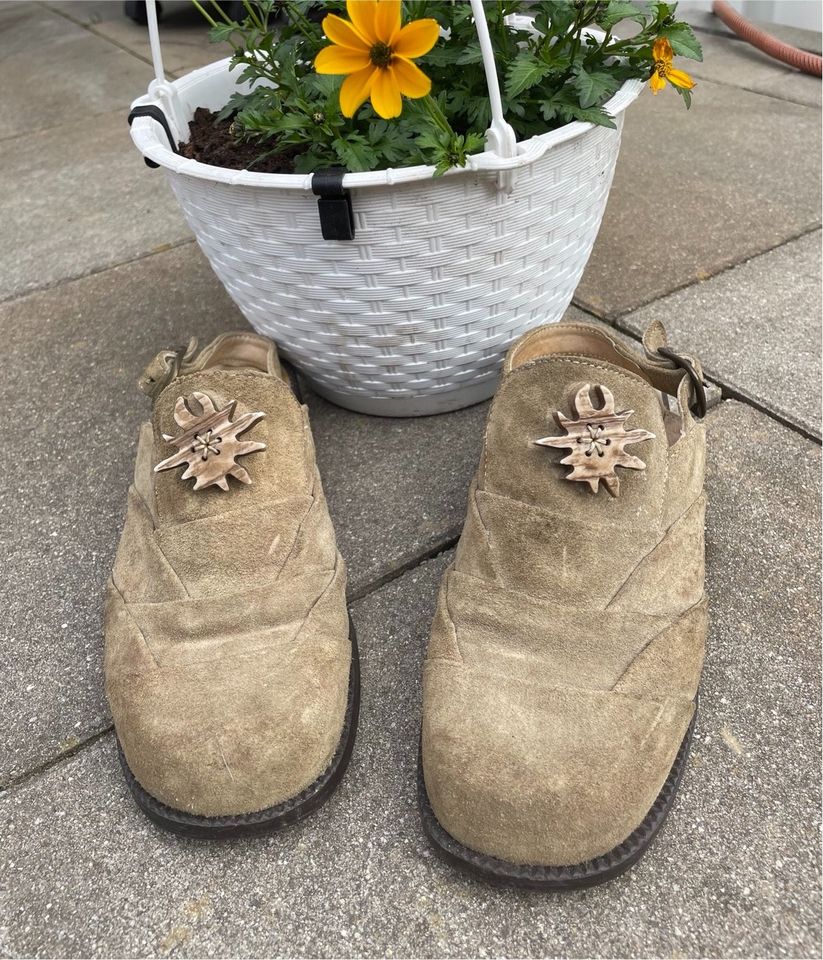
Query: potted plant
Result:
<box><xmin>129</xmin><ymin>0</ymin><xmax>700</xmax><ymax>416</ymax></box>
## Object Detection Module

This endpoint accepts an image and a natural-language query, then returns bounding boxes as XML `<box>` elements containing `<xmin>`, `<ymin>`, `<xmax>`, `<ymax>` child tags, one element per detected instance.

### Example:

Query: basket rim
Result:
<box><xmin>129</xmin><ymin>60</ymin><xmax>643</xmax><ymax>192</ymax></box>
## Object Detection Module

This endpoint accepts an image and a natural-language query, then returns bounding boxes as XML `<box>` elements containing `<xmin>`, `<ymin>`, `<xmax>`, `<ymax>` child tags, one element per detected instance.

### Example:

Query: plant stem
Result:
<box><xmin>191</xmin><ymin>0</ymin><xmax>218</xmax><ymax>29</ymax></box>
<box><xmin>285</xmin><ymin>1</ymin><xmax>319</xmax><ymax>46</ymax></box>
<box><xmin>421</xmin><ymin>95</ymin><xmax>455</xmax><ymax>137</ymax></box>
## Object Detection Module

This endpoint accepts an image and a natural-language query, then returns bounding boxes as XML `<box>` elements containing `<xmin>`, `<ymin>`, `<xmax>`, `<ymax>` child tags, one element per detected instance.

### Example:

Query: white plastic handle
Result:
<box><xmin>469</xmin><ymin>0</ymin><xmax>518</xmax><ymax>190</ymax></box>
<box><xmin>144</xmin><ymin>0</ymin><xmax>519</xmax><ymax>189</ymax></box>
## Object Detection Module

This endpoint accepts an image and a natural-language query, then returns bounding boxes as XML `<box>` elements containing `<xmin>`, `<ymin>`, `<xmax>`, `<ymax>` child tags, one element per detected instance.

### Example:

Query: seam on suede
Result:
<box><xmin>458</xmin><ymin>484</ymin><xmax>500</xmax><ymax>582</ymax></box>
<box><xmin>429</xmin><ymin>568</ymin><xmax>464</xmax><ymax>664</ymax></box>
<box><xmin>422</xmin><ymin>659</ymin><xmax>692</xmax><ymax>708</ymax></box>
<box><xmin>603</xmin><ymin>493</ymin><xmax>706</xmax><ymax>610</ymax></box>
<box><xmin>609</xmin><ymin>594</ymin><xmax>708</xmax><ymax>691</ymax></box>
<box><xmin>117</xmin><ymin>489</ymin><xmax>191</xmax><ymax>601</ymax></box>
<box><xmin>107</xmin><ymin>639</ymin><xmax>350</xmax><ymax>679</ymax></box>
<box><xmin>447</xmin><ymin>566</ymin><xmax>674</xmax><ymax>624</ymax></box>
<box><xmin>108</xmin><ymin>579</ymin><xmax>160</xmax><ymax>670</ymax></box>
<box><xmin>275</xmin><ymin>495</ymin><xmax>322</xmax><ymax>581</ymax></box>
<box><xmin>290</xmin><ymin>553</ymin><xmax>347</xmax><ymax>649</ymax></box>
<box><xmin>483</xmin><ymin>357</ymin><xmax>667</xmax><ymax>492</ymax></box>
<box><xmin>475</xmin><ymin>486</ymin><xmax>660</xmax><ymax>531</ymax></box>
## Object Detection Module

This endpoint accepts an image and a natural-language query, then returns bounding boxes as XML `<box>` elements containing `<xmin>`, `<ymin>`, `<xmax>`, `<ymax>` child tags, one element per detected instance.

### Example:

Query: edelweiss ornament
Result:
<box><xmin>534</xmin><ymin>383</ymin><xmax>655</xmax><ymax>497</ymax></box>
<box><xmin>154</xmin><ymin>392</ymin><xmax>266</xmax><ymax>491</ymax></box>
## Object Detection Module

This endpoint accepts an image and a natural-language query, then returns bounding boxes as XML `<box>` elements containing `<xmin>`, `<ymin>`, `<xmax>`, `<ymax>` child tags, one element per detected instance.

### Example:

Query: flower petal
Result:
<box><xmin>370</xmin><ymin>68</ymin><xmax>402</xmax><ymax>118</ymax></box>
<box><xmin>339</xmin><ymin>65</ymin><xmax>377</xmax><ymax>117</ymax></box>
<box><xmin>667</xmin><ymin>67</ymin><xmax>696</xmax><ymax>90</ymax></box>
<box><xmin>649</xmin><ymin>70</ymin><xmax>666</xmax><ymax>94</ymax></box>
<box><xmin>322</xmin><ymin>13</ymin><xmax>370</xmax><ymax>51</ymax></box>
<box><xmin>390</xmin><ymin>57</ymin><xmax>431</xmax><ymax>99</ymax></box>
<box><xmin>315</xmin><ymin>44</ymin><xmax>371</xmax><ymax>75</ymax></box>
<box><xmin>392</xmin><ymin>18</ymin><xmax>440</xmax><ymax>59</ymax></box>
<box><xmin>347</xmin><ymin>1</ymin><xmax>379</xmax><ymax>44</ymax></box>
<box><xmin>375</xmin><ymin>0</ymin><xmax>401</xmax><ymax>43</ymax></box>
<box><xmin>652</xmin><ymin>36</ymin><xmax>673</xmax><ymax>62</ymax></box>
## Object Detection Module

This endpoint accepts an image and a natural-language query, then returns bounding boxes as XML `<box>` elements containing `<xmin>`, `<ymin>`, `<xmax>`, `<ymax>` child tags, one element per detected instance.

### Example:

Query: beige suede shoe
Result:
<box><xmin>419</xmin><ymin>320</ymin><xmax>707</xmax><ymax>888</ymax></box>
<box><xmin>105</xmin><ymin>332</ymin><xmax>358</xmax><ymax>837</ymax></box>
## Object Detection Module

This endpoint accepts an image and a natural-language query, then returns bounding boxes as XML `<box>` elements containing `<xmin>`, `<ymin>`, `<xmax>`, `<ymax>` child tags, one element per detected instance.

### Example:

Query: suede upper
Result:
<box><xmin>105</xmin><ymin>333</ymin><xmax>351</xmax><ymax>818</ymax></box>
<box><xmin>422</xmin><ymin>321</ymin><xmax>708</xmax><ymax>866</ymax></box>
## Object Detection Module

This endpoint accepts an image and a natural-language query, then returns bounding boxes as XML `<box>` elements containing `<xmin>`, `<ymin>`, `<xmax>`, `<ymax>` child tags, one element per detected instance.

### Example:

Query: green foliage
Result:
<box><xmin>193</xmin><ymin>0</ymin><xmax>700</xmax><ymax>175</ymax></box>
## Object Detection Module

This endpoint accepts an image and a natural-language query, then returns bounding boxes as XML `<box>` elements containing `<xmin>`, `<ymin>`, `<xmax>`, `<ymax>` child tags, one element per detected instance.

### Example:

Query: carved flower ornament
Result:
<box><xmin>154</xmin><ymin>392</ymin><xmax>266</xmax><ymax>492</ymax></box>
<box><xmin>534</xmin><ymin>383</ymin><xmax>655</xmax><ymax>497</ymax></box>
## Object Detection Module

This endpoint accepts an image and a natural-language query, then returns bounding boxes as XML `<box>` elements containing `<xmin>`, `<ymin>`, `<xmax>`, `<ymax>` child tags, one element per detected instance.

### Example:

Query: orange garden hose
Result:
<box><xmin>712</xmin><ymin>0</ymin><xmax>822</xmax><ymax>77</ymax></box>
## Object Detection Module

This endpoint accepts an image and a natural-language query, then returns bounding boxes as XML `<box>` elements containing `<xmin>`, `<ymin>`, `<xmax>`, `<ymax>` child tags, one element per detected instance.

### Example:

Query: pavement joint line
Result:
<box><xmin>573</xmin><ymin>224</ymin><xmax>822</xmax><ymax>323</ymax></box>
<box><xmin>0</xmin><ymin>238</ymin><xmax>196</xmax><ymax>308</ymax></box>
<box><xmin>346</xmin><ymin>530</ymin><xmax>462</xmax><ymax>604</ymax></box>
<box><xmin>41</xmin><ymin>2</ymin><xmax>202</xmax><ymax>81</ymax></box>
<box><xmin>694</xmin><ymin>79</ymin><xmax>823</xmax><ymax>109</ymax></box>
<box><xmin>711</xmin><ymin>383</ymin><xmax>822</xmax><ymax>445</ymax></box>
<box><xmin>0</xmin><ymin>725</ymin><xmax>113</xmax><ymax>796</ymax></box>
<box><xmin>0</xmin><ymin>107</ymin><xmax>132</xmax><ymax>146</ymax></box>
<box><xmin>41</xmin><ymin>2</ymin><xmax>156</xmax><ymax>70</ymax></box>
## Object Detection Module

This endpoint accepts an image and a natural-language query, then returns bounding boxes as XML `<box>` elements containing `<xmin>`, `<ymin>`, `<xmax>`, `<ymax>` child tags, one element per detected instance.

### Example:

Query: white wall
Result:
<box><xmin>680</xmin><ymin>0</ymin><xmax>822</xmax><ymax>32</ymax></box>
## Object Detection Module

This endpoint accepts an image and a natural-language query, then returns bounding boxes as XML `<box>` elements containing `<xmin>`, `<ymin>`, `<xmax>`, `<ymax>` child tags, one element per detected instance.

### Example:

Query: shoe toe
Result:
<box><xmin>112</xmin><ymin>642</ymin><xmax>350</xmax><ymax>819</ymax></box>
<box><xmin>422</xmin><ymin>662</ymin><xmax>693</xmax><ymax>866</ymax></box>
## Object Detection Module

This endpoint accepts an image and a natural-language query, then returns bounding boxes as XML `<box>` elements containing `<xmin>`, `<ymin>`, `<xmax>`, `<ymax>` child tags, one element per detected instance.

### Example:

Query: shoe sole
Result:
<box><xmin>117</xmin><ymin>617</ymin><xmax>360</xmax><ymax>839</ymax></box>
<box><xmin>418</xmin><ymin>705</ymin><xmax>696</xmax><ymax>890</ymax></box>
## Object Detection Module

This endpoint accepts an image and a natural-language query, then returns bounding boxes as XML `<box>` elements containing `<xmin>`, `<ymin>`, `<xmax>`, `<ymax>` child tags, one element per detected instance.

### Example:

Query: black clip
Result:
<box><xmin>311</xmin><ymin>168</ymin><xmax>355</xmax><ymax>241</ymax></box>
<box><xmin>658</xmin><ymin>347</ymin><xmax>707</xmax><ymax>419</ymax></box>
<box><xmin>127</xmin><ymin>105</ymin><xmax>180</xmax><ymax>169</ymax></box>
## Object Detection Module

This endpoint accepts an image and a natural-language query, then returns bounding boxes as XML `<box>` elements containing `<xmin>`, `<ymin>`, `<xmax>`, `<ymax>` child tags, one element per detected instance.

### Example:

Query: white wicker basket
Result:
<box><xmin>129</xmin><ymin>1</ymin><xmax>642</xmax><ymax>415</ymax></box>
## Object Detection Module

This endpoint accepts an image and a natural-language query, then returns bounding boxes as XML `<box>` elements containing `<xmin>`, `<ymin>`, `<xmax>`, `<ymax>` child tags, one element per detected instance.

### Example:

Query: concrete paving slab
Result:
<box><xmin>575</xmin><ymin>80</ymin><xmax>822</xmax><ymax>319</ymax></box>
<box><xmin>46</xmin><ymin>0</ymin><xmax>223</xmax><ymax>76</ymax></box>
<box><xmin>0</xmin><ymin>399</ymin><xmax>819</xmax><ymax>958</ymax></box>
<box><xmin>0</xmin><ymin>109</ymin><xmax>191</xmax><ymax>301</ymax></box>
<box><xmin>689</xmin><ymin>30</ymin><xmax>821</xmax><ymax>108</ymax></box>
<box><xmin>0</xmin><ymin>243</ymin><xmax>487</xmax><ymax>786</ymax></box>
<box><xmin>0</xmin><ymin>3</ymin><xmax>154</xmax><ymax>141</ymax></box>
<box><xmin>620</xmin><ymin>232</ymin><xmax>822</xmax><ymax>438</ymax></box>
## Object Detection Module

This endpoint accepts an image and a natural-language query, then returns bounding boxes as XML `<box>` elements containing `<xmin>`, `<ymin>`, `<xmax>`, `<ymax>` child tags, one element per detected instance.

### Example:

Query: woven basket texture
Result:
<box><xmin>164</xmin><ymin>115</ymin><xmax>624</xmax><ymax>415</ymax></box>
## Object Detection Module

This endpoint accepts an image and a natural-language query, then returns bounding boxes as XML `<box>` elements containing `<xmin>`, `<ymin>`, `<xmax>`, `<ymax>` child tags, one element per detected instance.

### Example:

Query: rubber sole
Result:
<box><xmin>418</xmin><ymin>707</ymin><xmax>696</xmax><ymax>890</ymax></box>
<box><xmin>117</xmin><ymin>618</ymin><xmax>360</xmax><ymax>839</ymax></box>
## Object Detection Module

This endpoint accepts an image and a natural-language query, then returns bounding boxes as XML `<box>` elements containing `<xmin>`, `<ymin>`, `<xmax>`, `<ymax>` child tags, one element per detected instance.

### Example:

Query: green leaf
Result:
<box><xmin>674</xmin><ymin>84</ymin><xmax>693</xmax><ymax>109</ymax></box>
<box><xmin>598</xmin><ymin>1</ymin><xmax>648</xmax><ymax>29</ymax></box>
<box><xmin>332</xmin><ymin>137</ymin><xmax>379</xmax><ymax>172</ymax></box>
<box><xmin>569</xmin><ymin>106</ymin><xmax>618</xmax><ymax>129</ymax></box>
<box><xmin>573</xmin><ymin>67</ymin><xmax>620</xmax><ymax>109</ymax></box>
<box><xmin>505</xmin><ymin>55</ymin><xmax>551</xmax><ymax>99</ymax></box>
<box><xmin>456</xmin><ymin>44</ymin><xmax>484</xmax><ymax>65</ymax></box>
<box><xmin>658</xmin><ymin>22</ymin><xmax>704</xmax><ymax>60</ymax></box>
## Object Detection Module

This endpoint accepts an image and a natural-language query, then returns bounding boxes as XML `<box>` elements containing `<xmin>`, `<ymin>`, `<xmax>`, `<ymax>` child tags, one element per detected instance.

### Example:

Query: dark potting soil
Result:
<box><xmin>179</xmin><ymin>107</ymin><xmax>302</xmax><ymax>174</ymax></box>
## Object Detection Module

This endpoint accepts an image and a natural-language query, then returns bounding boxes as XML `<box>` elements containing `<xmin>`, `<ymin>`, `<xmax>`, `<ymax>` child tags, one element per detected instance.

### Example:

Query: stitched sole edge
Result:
<box><xmin>117</xmin><ymin>617</ymin><xmax>360</xmax><ymax>839</ymax></box>
<box><xmin>418</xmin><ymin>704</ymin><xmax>696</xmax><ymax>890</ymax></box>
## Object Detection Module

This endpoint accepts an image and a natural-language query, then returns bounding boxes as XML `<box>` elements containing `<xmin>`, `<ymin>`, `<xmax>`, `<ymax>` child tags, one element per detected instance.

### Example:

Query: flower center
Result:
<box><xmin>369</xmin><ymin>42</ymin><xmax>393</xmax><ymax>68</ymax></box>
<box><xmin>655</xmin><ymin>60</ymin><xmax>669</xmax><ymax>77</ymax></box>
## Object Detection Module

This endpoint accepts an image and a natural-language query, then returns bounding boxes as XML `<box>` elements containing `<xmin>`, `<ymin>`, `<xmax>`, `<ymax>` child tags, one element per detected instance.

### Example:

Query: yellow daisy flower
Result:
<box><xmin>315</xmin><ymin>0</ymin><xmax>440</xmax><ymax>119</ymax></box>
<box><xmin>649</xmin><ymin>37</ymin><xmax>696</xmax><ymax>94</ymax></box>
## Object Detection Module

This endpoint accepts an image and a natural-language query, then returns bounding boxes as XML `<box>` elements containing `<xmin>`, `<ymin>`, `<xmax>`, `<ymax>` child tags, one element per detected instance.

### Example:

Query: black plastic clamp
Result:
<box><xmin>311</xmin><ymin>168</ymin><xmax>355</xmax><ymax>241</ymax></box>
<box><xmin>127</xmin><ymin>105</ymin><xmax>180</xmax><ymax>169</ymax></box>
<box><xmin>658</xmin><ymin>346</ymin><xmax>708</xmax><ymax>419</ymax></box>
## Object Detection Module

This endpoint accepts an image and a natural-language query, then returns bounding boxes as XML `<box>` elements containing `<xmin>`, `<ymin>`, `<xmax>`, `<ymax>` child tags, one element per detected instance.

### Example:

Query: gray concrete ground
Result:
<box><xmin>0</xmin><ymin>3</ymin><xmax>820</xmax><ymax>957</ymax></box>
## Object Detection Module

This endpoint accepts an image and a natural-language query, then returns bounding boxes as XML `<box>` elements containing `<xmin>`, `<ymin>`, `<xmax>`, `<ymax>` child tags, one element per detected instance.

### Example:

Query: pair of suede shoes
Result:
<box><xmin>105</xmin><ymin>320</ymin><xmax>708</xmax><ymax>890</ymax></box>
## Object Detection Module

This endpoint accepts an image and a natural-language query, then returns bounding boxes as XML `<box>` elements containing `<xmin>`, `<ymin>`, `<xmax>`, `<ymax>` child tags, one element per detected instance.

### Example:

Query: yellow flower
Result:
<box><xmin>315</xmin><ymin>0</ymin><xmax>439</xmax><ymax>119</ymax></box>
<box><xmin>649</xmin><ymin>37</ymin><xmax>696</xmax><ymax>94</ymax></box>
